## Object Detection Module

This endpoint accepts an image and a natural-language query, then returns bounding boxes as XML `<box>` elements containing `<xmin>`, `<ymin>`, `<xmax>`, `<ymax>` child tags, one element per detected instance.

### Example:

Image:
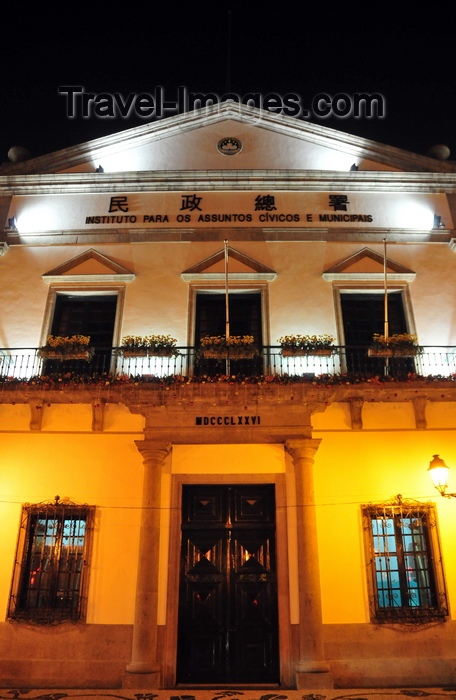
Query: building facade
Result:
<box><xmin>1</xmin><ymin>103</ymin><xmax>456</xmax><ymax>689</ymax></box>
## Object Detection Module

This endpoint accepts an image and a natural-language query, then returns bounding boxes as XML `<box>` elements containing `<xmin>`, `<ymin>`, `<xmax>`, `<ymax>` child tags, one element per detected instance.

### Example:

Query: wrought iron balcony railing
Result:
<box><xmin>0</xmin><ymin>346</ymin><xmax>455</xmax><ymax>386</ymax></box>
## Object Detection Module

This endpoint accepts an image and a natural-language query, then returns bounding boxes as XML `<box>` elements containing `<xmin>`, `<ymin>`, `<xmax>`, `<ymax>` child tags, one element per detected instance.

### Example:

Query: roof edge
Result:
<box><xmin>1</xmin><ymin>102</ymin><xmax>454</xmax><ymax>176</ymax></box>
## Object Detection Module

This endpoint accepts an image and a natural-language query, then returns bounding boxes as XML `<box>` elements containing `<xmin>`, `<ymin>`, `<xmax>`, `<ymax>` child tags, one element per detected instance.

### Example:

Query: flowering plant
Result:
<box><xmin>43</xmin><ymin>335</ymin><xmax>91</xmax><ymax>350</ymax></box>
<box><xmin>121</xmin><ymin>334</ymin><xmax>178</xmax><ymax>355</ymax></box>
<box><xmin>200</xmin><ymin>335</ymin><xmax>256</xmax><ymax>348</ymax></box>
<box><xmin>370</xmin><ymin>333</ymin><xmax>421</xmax><ymax>351</ymax></box>
<box><xmin>200</xmin><ymin>335</ymin><xmax>258</xmax><ymax>358</ymax></box>
<box><xmin>39</xmin><ymin>335</ymin><xmax>94</xmax><ymax>360</ymax></box>
<box><xmin>278</xmin><ymin>334</ymin><xmax>335</xmax><ymax>352</ymax></box>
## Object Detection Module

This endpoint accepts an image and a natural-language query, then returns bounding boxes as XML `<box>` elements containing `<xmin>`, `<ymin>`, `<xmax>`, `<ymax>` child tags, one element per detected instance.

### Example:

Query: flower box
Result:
<box><xmin>281</xmin><ymin>348</ymin><xmax>333</xmax><ymax>357</ymax></box>
<box><xmin>149</xmin><ymin>348</ymin><xmax>177</xmax><ymax>357</ymax></box>
<box><xmin>39</xmin><ymin>335</ymin><xmax>94</xmax><ymax>362</ymax></box>
<box><xmin>202</xmin><ymin>347</ymin><xmax>258</xmax><ymax>359</ymax></box>
<box><xmin>368</xmin><ymin>348</ymin><xmax>393</xmax><ymax>358</ymax></box>
<box><xmin>278</xmin><ymin>334</ymin><xmax>335</xmax><ymax>357</ymax></box>
<box><xmin>200</xmin><ymin>335</ymin><xmax>258</xmax><ymax>360</ymax></box>
<box><xmin>39</xmin><ymin>348</ymin><xmax>95</xmax><ymax>361</ymax></box>
<box><xmin>121</xmin><ymin>349</ymin><xmax>149</xmax><ymax>358</ymax></box>
<box><xmin>121</xmin><ymin>348</ymin><xmax>176</xmax><ymax>358</ymax></box>
<box><xmin>394</xmin><ymin>348</ymin><xmax>418</xmax><ymax>357</ymax></box>
<box><xmin>368</xmin><ymin>333</ymin><xmax>421</xmax><ymax>358</ymax></box>
<box><xmin>120</xmin><ymin>334</ymin><xmax>178</xmax><ymax>358</ymax></box>
<box><xmin>368</xmin><ymin>347</ymin><xmax>417</xmax><ymax>358</ymax></box>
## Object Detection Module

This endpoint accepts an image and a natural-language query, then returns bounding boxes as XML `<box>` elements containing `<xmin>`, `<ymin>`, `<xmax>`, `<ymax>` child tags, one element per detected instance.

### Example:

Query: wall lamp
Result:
<box><xmin>433</xmin><ymin>215</ymin><xmax>445</xmax><ymax>229</ymax></box>
<box><xmin>5</xmin><ymin>216</ymin><xmax>18</xmax><ymax>232</ymax></box>
<box><xmin>428</xmin><ymin>454</ymin><xmax>456</xmax><ymax>498</ymax></box>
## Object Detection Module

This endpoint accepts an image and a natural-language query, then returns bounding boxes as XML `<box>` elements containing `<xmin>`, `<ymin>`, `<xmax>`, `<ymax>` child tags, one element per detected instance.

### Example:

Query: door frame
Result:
<box><xmin>41</xmin><ymin>285</ymin><xmax>126</xmax><ymax>349</ymax></box>
<box><xmin>333</xmin><ymin>282</ymin><xmax>416</xmax><ymax>348</ymax></box>
<box><xmin>163</xmin><ymin>472</ymin><xmax>292</xmax><ymax>688</ymax></box>
<box><xmin>188</xmin><ymin>283</ymin><xmax>271</xmax><ymax>348</ymax></box>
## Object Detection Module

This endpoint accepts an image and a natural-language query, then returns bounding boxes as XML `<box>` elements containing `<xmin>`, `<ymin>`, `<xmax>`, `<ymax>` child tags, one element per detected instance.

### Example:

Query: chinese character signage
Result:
<box><xmin>7</xmin><ymin>191</ymin><xmax>453</xmax><ymax>233</ymax></box>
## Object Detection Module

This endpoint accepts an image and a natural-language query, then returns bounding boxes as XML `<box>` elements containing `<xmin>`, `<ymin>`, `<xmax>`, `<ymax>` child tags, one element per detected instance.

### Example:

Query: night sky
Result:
<box><xmin>2</xmin><ymin>5</ymin><xmax>455</xmax><ymax>164</ymax></box>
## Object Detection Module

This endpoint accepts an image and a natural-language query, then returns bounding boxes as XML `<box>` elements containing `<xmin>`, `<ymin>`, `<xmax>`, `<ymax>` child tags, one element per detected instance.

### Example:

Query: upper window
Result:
<box><xmin>362</xmin><ymin>496</ymin><xmax>448</xmax><ymax>624</ymax></box>
<box><xmin>8</xmin><ymin>497</ymin><xmax>94</xmax><ymax>624</ymax></box>
<box><xmin>193</xmin><ymin>289</ymin><xmax>264</xmax><ymax>376</ymax></box>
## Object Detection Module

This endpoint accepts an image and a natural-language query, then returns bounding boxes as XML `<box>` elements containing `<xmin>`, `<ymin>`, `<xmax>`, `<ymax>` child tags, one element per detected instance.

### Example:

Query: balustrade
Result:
<box><xmin>0</xmin><ymin>346</ymin><xmax>455</xmax><ymax>383</ymax></box>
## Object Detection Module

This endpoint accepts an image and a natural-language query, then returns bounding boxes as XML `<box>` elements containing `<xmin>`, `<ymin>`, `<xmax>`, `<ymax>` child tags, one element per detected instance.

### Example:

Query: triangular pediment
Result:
<box><xmin>322</xmin><ymin>248</ymin><xmax>416</xmax><ymax>282</ymax></box>
<box><xmin>181</xmin><ymin>245</ymin><xmax>276</xmax><ymax>282</ymax></box>
<box><xmin>42</xmin><ymin>248</ymin><xmax>135</xmax><ymax>283</ymax></box>
<box><xmin>2</xmin><ymin>102</ymin><xmax>454</xmax><ymax>176</ymax></box>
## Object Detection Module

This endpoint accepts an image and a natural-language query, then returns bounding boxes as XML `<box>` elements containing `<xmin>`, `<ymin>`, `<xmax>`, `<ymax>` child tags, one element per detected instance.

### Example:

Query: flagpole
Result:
<box><xmin>383</xmin><ymin>237</ymin><xmax>389</xmax><ymax>376</ymax></box>
<box><xmin>383</xmin><ymin>237</ymin><xmax>389</xmax><ymax>339</ymax></box>
<box><xmin>224</xmin><ymin>240</ymin><xmax>230</xmax><ymax>374</ymax></box>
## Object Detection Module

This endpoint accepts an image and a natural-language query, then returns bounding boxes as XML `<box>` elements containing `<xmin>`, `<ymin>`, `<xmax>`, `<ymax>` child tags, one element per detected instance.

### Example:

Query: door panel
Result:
<box><xmin>177</xmin><ymin>485</ymin><xmax>279</xmax><ymax>684</ymax></box>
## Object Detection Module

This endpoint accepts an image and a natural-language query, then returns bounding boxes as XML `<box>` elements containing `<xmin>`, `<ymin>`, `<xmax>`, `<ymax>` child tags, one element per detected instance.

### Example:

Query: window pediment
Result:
<box><xmin>42</xmin><ymin>248</ymin><xmax>135</xmax><ymax>284</ymax></box>
<box><xmin>181</xmin><ymin>245</ymin><xmax>276</xmax><ymax>282</ymax></box>
<box><xmin>322</xmin><ymin>247</ymin><xmax>416</xmax><ymax>283</ymax></box>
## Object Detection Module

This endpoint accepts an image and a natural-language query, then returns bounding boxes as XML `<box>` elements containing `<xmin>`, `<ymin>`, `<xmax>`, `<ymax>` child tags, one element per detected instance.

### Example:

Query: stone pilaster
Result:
<box><xmin>123</xmin><ymin>441</ymin><xmax>171</xmax><ymax>688</ymax></box>
<box><xmin>285</xmin><ymin>438</ymin><xmax>333</xmax><ymax>689</ymax></box>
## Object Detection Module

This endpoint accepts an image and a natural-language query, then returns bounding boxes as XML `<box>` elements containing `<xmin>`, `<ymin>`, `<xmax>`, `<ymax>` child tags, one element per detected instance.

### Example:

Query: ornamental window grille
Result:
<box><xmin>362</xmin><ymin>496</ymin><xmax>448</xmax><ymax>624</ymax></box>
<box><xmin>8</xmin><ymin>497</ymin><xmax>95</xmax><ymax>624</ymax></box>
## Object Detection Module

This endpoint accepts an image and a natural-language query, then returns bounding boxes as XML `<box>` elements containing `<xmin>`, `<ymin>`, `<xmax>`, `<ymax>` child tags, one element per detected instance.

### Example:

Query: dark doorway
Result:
<box><xmin>177</xmin><ymin>484</ymin><xmax>279</xmax><ymax>684</ymax></box>
<box><xmin>48</xmin><ymin>294</ymin><xmax>117</xmax><ymax>373</ymax></box>
<box><xmin>341</xmin><ymin>291</ymin><xmax>412</xmax><ymax>374</ymax></box>
<box><xmin>195</xmin><ymin>291</ymin><xmax>262</xmax><ymax>375</ymax></box>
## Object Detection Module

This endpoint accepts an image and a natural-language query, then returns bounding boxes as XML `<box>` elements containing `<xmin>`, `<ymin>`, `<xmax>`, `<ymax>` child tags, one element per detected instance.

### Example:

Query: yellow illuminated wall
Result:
<box><xmin>2</xmin><ymin>396</ymin><xmax>456</xmax><ymax>631</ymax></box>
<box><xmin>0</xmin><ymin>404</ymin><xmax>145</xmax><ymax>624</ymax></box>
<box><xmin>313</xmin><ymin>402</ymin><xmax>456</xmax><ymax>624</ymax></box>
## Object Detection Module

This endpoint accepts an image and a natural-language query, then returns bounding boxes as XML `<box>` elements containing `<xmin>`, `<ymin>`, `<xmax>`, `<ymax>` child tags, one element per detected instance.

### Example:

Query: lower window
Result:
<box><xmin>362</xmin><ymin>496</ymin><xmax>448</xmax><ymax>624</ymax></box>
<box><xmin>8</xmin><ymin>497</ymin><xmax>94</xmax><ymax>624</ymax></box>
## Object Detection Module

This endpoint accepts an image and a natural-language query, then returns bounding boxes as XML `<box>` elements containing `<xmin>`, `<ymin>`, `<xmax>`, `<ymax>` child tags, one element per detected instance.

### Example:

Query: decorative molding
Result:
<box><xmin>217</xmin><ymin>136</ymin><xmax>243</xmax><ymax>155</ymax></box>
<box><xmin>2</xmin><ymin>102</ymin><xmax>455</xmax><ymax>177</ymax></box>
<box><xmin>413</xmin><ymin>396</ymin><xmax>428</xmax><ymax>429</ymax></box>
<box><xmin>323</xmin><ymin>247</ymin><xmax>416</xmax><ymax>282</ymax></box>
<box><xmin>92</xmin><ymin>399</ymin><xmax>106</xmax><ymax>432</ymax></box>
<box><xmin>349</xmin><ymin>397</ymin><xmax>364</xmax><ymax>430</ymax></box>
<box><xmin>29</xmin><ymin>399</ymin><xmax>44</xmax><ymax>431</ymax></box>
<box><xmin>3</xmin><ymin>171</ymin><xmax>456</xmax><ymax>195</ymax></box>
<box><xmin>182</xmin><ymin>272</ymin><xmax>276</xmax><ymax>282</ymax></box>
<box><xmin>43</xmin><ymin>273</ymin><xmax>135</xmax><ymax>283</ymax></box>
<box><xmin>0</xmin><ymin>687</ymin><xmax>450</xmax><ymax>700</ymax></box>
<box><xmin>181</xmin><ymin>244</ymin><xmax>276</xmax><ymax>282</ymax></box>
<box><xmin>42</xmin><ymin>248</ymin><xmax>135</xmax><ymax>284</ymax></box>
<box><xmin>323</xmin><ymin>272</ymin><xmax>416</xmax><ymax>282</ymax></box>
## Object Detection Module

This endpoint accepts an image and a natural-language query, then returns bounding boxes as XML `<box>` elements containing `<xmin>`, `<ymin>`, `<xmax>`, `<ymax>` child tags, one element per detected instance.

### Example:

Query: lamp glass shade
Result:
<box><xmin>428</xmin><ymin>454</ymin><xmax>449</xmax><ymax>493</ymax></box>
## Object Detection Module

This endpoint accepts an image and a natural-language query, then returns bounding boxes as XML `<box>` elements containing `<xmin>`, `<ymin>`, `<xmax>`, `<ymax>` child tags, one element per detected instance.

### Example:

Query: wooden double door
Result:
<box><xmin>177</xmin><ymin>484</ymin><xmax>279</xmax><ymax>684</ymax></box>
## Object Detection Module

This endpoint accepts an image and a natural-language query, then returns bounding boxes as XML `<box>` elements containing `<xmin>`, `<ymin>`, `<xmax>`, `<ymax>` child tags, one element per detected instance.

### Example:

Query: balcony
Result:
<box><xmin>1</xmin><ymin>346</ymin><xmax>455</xmax><ymax>435</ymax></box>
<box><xmin>1</xmin><ymin>346</ymin><xmax>455</xmax><ymax>387</ymax></box>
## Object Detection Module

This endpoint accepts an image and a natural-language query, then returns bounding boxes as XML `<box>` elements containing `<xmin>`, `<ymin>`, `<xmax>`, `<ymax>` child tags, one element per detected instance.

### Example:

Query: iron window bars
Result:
<box><xmin>8</xmin><ymin>496</ymin><xmax>95</xmax><ymax>624</ymax></box>
<box><xmin>362</xmin><ymin>495</ymin><xmax>448</xmax><ymax>624</ymax></box>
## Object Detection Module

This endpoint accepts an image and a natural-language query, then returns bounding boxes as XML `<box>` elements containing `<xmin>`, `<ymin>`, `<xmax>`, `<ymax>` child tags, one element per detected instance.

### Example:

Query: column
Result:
<box><xmin>123</xmin><ymin>441</ymin><xmax>171</xmax><ymax>688</ymax></box>
<box><xmin>285</xmin><ymin>438</ymin><xmax>333</xmax><ymax>688</ymax></box>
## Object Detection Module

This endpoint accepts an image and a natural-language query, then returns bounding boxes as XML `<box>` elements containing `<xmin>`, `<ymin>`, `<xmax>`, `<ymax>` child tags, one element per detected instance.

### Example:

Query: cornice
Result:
<box><xmin>6</xmin><ymin>228</ymin><xmax>452</xmax><ymax>247</ymax></box>
<box><xmin>1</xmin><ymin>103</ymin><xmax>454</xmax><ymax>176</ymax></box>
<box><xmin>2</xmin><ymin>381</ymin><xmax>455</xmax><ymax>407</ymax></box>
<box><xmin>322</xmin><ymin>272</ymin><xmax>416</xmax><ymax>282</ymax></box>
<box><xmin>3</xmin><ymin>381</ymin><xmax>456</xmax><ymax>435</ymax></box>
<box><xmin>3</xmin><ymin>170</ymin><xmax>456</xmax><ymax>196</ymax></box>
